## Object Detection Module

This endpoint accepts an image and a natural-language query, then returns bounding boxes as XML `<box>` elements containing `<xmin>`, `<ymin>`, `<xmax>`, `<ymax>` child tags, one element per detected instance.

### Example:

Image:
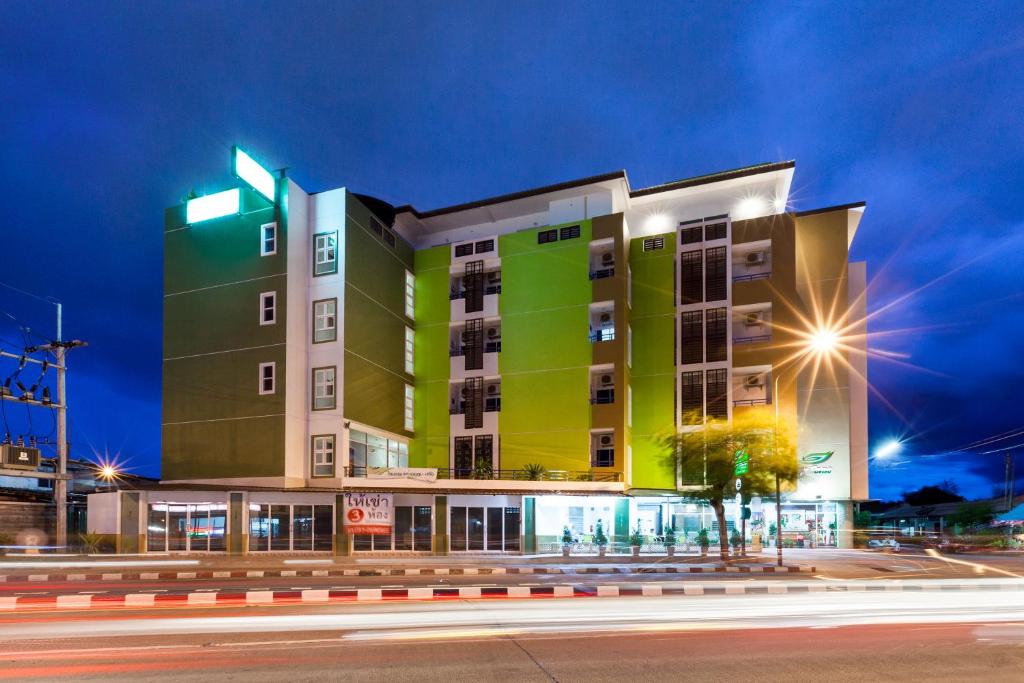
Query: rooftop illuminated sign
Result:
<box><xmin>232</xmin><ymin>146</ymin><xmax>276</xmax><ymax>202</ymax></box>
<box><xmin>186</xmin><ymin>188</ymin><xmax>240</xmax><ymax>224</ymax></box>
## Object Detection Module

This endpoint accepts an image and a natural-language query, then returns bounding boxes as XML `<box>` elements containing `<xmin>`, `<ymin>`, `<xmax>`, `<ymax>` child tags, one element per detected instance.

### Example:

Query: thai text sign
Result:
<box><xmin>343</xmin><ymin>492</ymin><xmax>393</xmax><ymax>534</ymax></box>
<box><xmin>366</xmin><ymin>467</ymin><xmax>438</xmax><ymax>484</ymax></box>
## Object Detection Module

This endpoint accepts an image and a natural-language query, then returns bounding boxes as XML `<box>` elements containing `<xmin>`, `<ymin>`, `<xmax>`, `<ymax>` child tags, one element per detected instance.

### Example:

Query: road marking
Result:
<box><xmin>124</xmin><ymin>593</ymin><xmax>156</xmax><ymax>607</ymax></box>
<box><xmin>56</xmin><ymin>594</ymin><xmax>91</xmax><ymax>608</ymax></box>
<box><xmin>187</xmin><ymin>592</ymin><xmax>217</xmax><ymax>605</ymax></box>
<box><xmin>301</xmin><ymin>589</ymin><xmax>330</xmax><ymax>602</ymax></box>
<box><xmin>357</xmin><ymin>589</ymin><xmax>382</xmax><ymax>601</ymax></box>
<box><xmin>246</xmin><ymin>591</ymin><xmax>274</xmax><ymax>604</ymax></box>
<box><xmin>77</xmin><ymin>591</ymin><xmax>108</xmax><ymax>595</ymax></box>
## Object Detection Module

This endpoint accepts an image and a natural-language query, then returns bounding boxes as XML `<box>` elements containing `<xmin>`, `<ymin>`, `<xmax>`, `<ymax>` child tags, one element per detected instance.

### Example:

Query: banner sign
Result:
<box><xmin>343</xmin><ymin>492</ymin><xmax>393</xmax><ymax>534</ymax></box>
<box><xmin>366</xmin><ymin>467</ymin><xmax>438</xmax><ymax>484</ymax></box>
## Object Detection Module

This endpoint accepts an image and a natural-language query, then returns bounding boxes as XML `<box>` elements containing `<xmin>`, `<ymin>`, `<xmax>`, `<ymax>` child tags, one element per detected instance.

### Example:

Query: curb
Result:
<box><xmin>0</xmin><ymin>565</ymin><xmax>815</xmax><ymax>583</ymax></box>
<box><xmin>1</xmin><ymin>580</ymin><xmax>1015</xmax><ymax>611</ymax></box>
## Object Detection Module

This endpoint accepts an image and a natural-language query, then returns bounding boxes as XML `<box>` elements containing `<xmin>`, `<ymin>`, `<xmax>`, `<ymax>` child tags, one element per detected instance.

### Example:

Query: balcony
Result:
<box><xmin>733</xmin><ymin>245</ymin><xmax>772</xmax><ymax>282</ymax></box>
<box><xmin>344</xmin><ymin>465</ymin><xmax>621</xmax><ymax>482</ymax></box>
<box><xmin>590</xmin><ymin>388</ymin><xmax>615</xmax><ymax>405</ymax></box>
<box><xmin>733</xmin><ymin>307</ymin><xmax>772</xmax><ymax>345</ymax></box>
<box><xmin>733</xmin><ymin>370</ymin><xmax>770</xmax><ymax>408</ymax></box>
<box><xmin>589</xmin><ymin>266</ymin><xmax>615</xmax><ymax>280</ymax></box>
<box><xmin>588</xmin><ymin>329</ymin><xmax>615</xmax><ymax>343</ymax></box>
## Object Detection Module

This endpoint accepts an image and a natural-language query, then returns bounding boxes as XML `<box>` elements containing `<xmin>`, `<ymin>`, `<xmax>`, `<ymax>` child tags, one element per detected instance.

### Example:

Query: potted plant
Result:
<box><xmin>729</xmin><ymin>529</ymin><xmax>742</xmax><ymax>553</ymax></box>
<box><xmin>522</xmin><ymin>463</ymin><xmax>546</xmax><ymax>481</ymax></box>
<box><xmin>593</xmin><ymin>519</ymin><xmax>608</xmax><ymax>557</ymax></box>
<box><xmin>473</xmin><ymin>458</ymin><xmax>494</xmax><ymax>480</ymax></box>
<box><xmin>768</xmin><ymin>522</ymin><xmax>777</xmax><ymax>548</ymax></box>
<box><xmin>697</xmin><ymin>528</ymin><xmax>710</xmax><ymax>557</ymax></box>
<box><xmin>561</xmin><ymin>526</ymin><xmax>573</xmax><ymax>557</ymax></box>
<box><xmin>629</xmin><ymin>526</ymin><xmax>644</xmax><ymax>557</ymax></box>
<box><xmin>664</xmin><ymin>525</ymin><xmax>676</xmax><ymax>557</ymax></box>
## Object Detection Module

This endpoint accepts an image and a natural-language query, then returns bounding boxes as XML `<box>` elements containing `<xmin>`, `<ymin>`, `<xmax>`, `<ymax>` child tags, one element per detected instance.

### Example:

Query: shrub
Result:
<box><xmin>629</xmin><ymin>526</ymin><xmax>644</xmax><ymax>547</ymax></box>
<box><xmin>561</xmin><ymin>526</ymin><xmax>573</xmax><ymax>545</ymax></box>
<box><xmin>522</xmin><ymin>463</ymin><xmax>547</xmax><ymax>481</ymax></box>
<box><xmin>697</xmin><ymin>528</ymin><xmax>710</xmax><ymax>548</ymax></box>
<box><xmin>593</xmin><ymin>519</ymin><xmax>608</xmax><ymax>547</ymax></box>
<box><xmin>664</xmin><ymin>526</ymin><xmax>676</xmax><ymax>545</ymax></box>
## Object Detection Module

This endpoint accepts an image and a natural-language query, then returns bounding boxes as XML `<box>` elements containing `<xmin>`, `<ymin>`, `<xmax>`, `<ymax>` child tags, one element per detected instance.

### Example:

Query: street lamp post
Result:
<box><xmin>774</xmin><ymin>372</ymin><xmax>785</xmax><ymax>568</ymax></box>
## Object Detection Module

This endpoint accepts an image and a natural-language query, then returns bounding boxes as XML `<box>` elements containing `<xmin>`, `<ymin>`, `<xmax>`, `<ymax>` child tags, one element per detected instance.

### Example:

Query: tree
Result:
<box><xmin>902</xmin><ymin>481</ymin><xmax>964</xmax><ymax>506</ymax></box>
<box><xmin>659</xmin><ymin>407</ymin><xmax>799</xmax><ymax>560</ymax></box>
<box><xmin>947</xmin><ymin>501</ymin><xmax>993</xmax><ymax>532</ymax></box>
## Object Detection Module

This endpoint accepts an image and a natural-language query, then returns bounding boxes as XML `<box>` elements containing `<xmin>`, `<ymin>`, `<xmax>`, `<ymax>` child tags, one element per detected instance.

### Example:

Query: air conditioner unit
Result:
<box><xmin>1</xmin><ymin>444</ymin><xmax>41</xmax><ymax>471</ymax></box>
<box><xmin>599</xmin><ymin>434</ymin><xmax>613</xmax><ymax>447</ymax></box>
<box><xmin>487</xmin><ymin>271</ymin><xmax>501</xmax><ymax>282</ymax></box>
<box><xmin>599</xmin><ymin>312</ymin><xmax>612</xmax><ymax>323</ymax></box>
<box><xmin>460</xmin><ymin>387</ymin><xmax>468</xmax><ymax>397</ymax></box>
<box><xmin>745</xmin><ymin>251</ymin><xmax>766</xmax><ymax>266</ymax></box>
<box><xmin>600</xmin><ymin>252</ymin><xmax>614</xmax><ymax>264</ymax></box>
<box><xmin>486</xmin><ymin>327</ymin><xmax>499</xmax><ymax>338</ymax></box>
<box><xmin>744</xmin><ymin>311</ymin><xmax>764</xmax><ymax>326</ymax></box>
<box><xmin>744</xmin><ymin>374</ymin><xmax>764</xmax><ymax>388</ymax></box>
<box><xmin>486</xmin><ymin>384</ymin><xmax>498</xmax><ymax>395</ymax></box>
<box><xmin>599</xmin><ymin>374</ymin><xmax>613</xmax><ymax>387</ymax></box>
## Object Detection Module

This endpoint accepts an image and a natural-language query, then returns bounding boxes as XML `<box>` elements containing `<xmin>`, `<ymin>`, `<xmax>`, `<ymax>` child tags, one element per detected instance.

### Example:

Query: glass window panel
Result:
<box><xmin>167</xmin><ymin>504</ymin><xmax>187</xmax><ymax>551</ymax></box>
<box><xmin>270</xmin><ymin>505</ymin><xmax>291</xmax><ymax>551</ymax></box>
<box><xmin>353</xmin><ymin>534</ymin><xmax>372</xmax><ymax>551</ymax></box>
<box><xmin>450</xmin><ymin>506</ymin><xmax>467</xmax><ymax>551</ymax></box>
<box><xmin>467</xmin><ymin>507</ymin><xmax>485</xmax><ymax>551</ymax></box>
<box><xmin>414</xmin><ymin>506</ymin><xmax>432</xmax><ymax>552</ymax></box>
<box><xmin>313</xmin><ymin>505</ymin><xmax>334</xmax><ymax>551</ymax></box>
<box><xmin>147</xmin><ymin>504</ymin><xmax>167</xmax><ymax>553</ymax></box>
<box><xmin>367</xmin><ymin>434</ymin><xmax>386</xmax><ymax>449</ymax></box>
<box><xmin>486</xmin><ymin>507</ymin><xmax>503</xmax><ymax>550</ymax></box>
<box><xmin>249</xmin><ymin>504</ymin><xmax>269</xmax><ymax>552</ymax></box>
<box><xmin>188</xmin><ymin>504</ymin><xmax>209</xmax><ymax>552</ymax></box>
<box><xmin>350</xmin><ymin>430</ymin><xmax>367</xmax><ymax>444</ymax></box>
<box><xmin>293</xmin><ymin>505</ymin><xmax>313</xmax><ymax>551</ymax></box>
<box><xmin>367</xmin><ymin>445</ymin><xmax>387</xmax><ymax>469</ymax></box>
<box><xmin>350</xmin><ymin>442</ymin><xmax>367</xmax><ymax>474</ymax></box>
<box><xmin>372</xmin><ymin>534</ymin><xmax>391</xmax><ymax>550</ymax></box>
<box><xmin>398</xmin><ymin>452</ymin><xmax>409</xmax><ymax>468</ymax></box>
<box><xmin>504</xmin><ymin>507</ymin><xmax>521</xmax><ymax>551</ymax></box>
<box><xmin>394</xmin><ymin>506</ymin><xmax>413</xmax><ymax>551</ymax></box>
<box><xmin>208</xmin><ymin>504</ymin><xmax>227</xmax><ymax>552</ymax></box>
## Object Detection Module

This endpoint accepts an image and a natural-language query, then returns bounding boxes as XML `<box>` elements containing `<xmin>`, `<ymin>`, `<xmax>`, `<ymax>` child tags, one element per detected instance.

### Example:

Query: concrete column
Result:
<box><xmin>118</xmin><ymin>492</ymin><xmax>141</xmax><ymax>554</ymax></box>
<box><xmin>228</xmin><ymin>492</ymin><xmax>245</xmax><ymax>555</ymax></box>
<box><xmin>433</xmin><ymin>495</ymin><xmax>448</xmax><ymax>555</ymax></box>
<box><xmin>523</xmin><ymin>497</ymin><xmax>536</xmax><ymax>554</ymax></box>
<box><xmin>334</xmin><ymin>494</ymin><xmax>351</xmax><ymax>556</ymax></box>
<box><xmin>836</xmin><ymin>500</ymin><xmax>855</xmax><ymax>549</ymax></box>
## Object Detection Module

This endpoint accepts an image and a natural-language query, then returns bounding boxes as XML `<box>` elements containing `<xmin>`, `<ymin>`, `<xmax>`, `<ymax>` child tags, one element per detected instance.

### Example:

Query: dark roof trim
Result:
<box><xmin>628</xmin><ymin>160</ymin><xmax>795</xmax><ymax>198</ymax></box>
<box><xmin>395</xmin><ymin>171</ymin><xmax>626</xmax><ymax>220</ymax></box>
<box><xmin>794</xmin><ymin>200</ymin><xmax>866</xmax><ymax>218</ymax></box>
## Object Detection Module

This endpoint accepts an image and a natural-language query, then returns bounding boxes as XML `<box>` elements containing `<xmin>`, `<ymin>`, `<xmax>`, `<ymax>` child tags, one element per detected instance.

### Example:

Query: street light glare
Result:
<box><xmin>875</xmin><ymin>439</ymin><xmax>902</xmax><ymax>459</ymax></box>
<box><xmin>809</xmin><ymin>327</ymin><xmax>839</xmax><ymax>354</ymax></box>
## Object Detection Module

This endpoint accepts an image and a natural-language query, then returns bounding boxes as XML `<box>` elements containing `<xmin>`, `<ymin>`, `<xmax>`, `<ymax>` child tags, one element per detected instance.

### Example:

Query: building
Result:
<box><xmin>88</xmin><ymin>148</ymin><xmax>868</xmax><ymax>553</ymax></box>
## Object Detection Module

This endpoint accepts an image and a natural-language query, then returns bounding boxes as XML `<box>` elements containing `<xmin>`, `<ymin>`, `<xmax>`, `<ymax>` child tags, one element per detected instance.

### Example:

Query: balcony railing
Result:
<box><xmin>732</xmin><ymin>271</ymin><xmax>771</xmax><ymax>283</ymax></box>
<box><xmin>450</xmin><ymin>341</ymin><xmax>502</xmax><ymax>357</ymax></box>
<box><xmin>343</xmin><ymin>466</ymin><xmax>621</xmax><ymax>482</ymax></box>
<box><xmin>733</xmin><ymin>334</ymin><xmax>771</xmax><ymax>345</ymax></box>
<box><xmin>733</xmin><ymin>398</ymin><xmax>769</xmax><ymax>407</ymax></box>
<box><xmin>449</xmin><ymin>284</ymin><xmax>502</xmax><ymax>300</ymax></box>
<box><xmin>449</xmin><ymin>399</ymin><xmax>501</xmax><ymax>415</ymax></box>
<box><xmin>589</xmin><ymin>267</ymin><xmax>615</xmax><ymax>280</ymax></box>
<box><xmin>589</xmin><ymin>329</ymin><xmax>615</xmax><ymax>343</ymax></box>
<box><xmin>590</xmin><ymin>388</ymin><xmax>615</xmax><ymax>404</ymax></box>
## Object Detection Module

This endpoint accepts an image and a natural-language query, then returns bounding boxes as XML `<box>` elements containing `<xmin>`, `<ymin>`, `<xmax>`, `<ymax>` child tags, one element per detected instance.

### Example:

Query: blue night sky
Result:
<box><xmin>2</xmin><ymin>3</ymin><xmax>1023</xmax><ymax>501</ymax></box>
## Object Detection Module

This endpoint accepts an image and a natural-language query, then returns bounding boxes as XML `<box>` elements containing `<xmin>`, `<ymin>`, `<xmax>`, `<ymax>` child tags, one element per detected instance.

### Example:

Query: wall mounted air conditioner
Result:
<box><xmin>744</xmin><ymin>374</ymin><xmax>764</xmax><ymax>388</ymax></box>
<box><xmin>599</xmin><ymin>434</ymin><xmax>613</xmax><ymax>446</ymax></box>
<box><xmin>486</xmin><ymin>327</ymin><xmax>499</xmax><ymax>337</ymax></box>
<box><xmin>744</xmin><ymin>312</ymin><xmax>764</xmax><ymax>326</ymax></box>
<box><xmin>599</xmin><ymin>312</ymin><xmax>612</xmax><ymax>323</ymax></box>
<box><xmin>487</xmin><ymin>271</ymin><xmax>501</xmax><ymax>282</ymax></box>
<box><xmin>599</xmin><ymin>374</ymin><xmax>614</xmax><ymax>387</ymax></box>
<box><xmin>745</xmin><ymin>251</ymin><xmax>766</xmax><ymax>266</ymax></box>
<box><xmin>600</xmin><ymin>252</ymin><xmax>614</xmax><ymax>264</ymax></box>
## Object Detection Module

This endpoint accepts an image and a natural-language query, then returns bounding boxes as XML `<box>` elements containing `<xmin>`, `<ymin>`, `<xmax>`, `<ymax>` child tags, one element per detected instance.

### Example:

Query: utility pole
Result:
<box><xmin>1005</xmin><ymin>453</ymin><xmax>1016</xmax><ymax>512</ymax></box>
<box><xmin>54</xmin><ymin>302</ymin><xmax>67</xmax><ymax>548</ymax></box>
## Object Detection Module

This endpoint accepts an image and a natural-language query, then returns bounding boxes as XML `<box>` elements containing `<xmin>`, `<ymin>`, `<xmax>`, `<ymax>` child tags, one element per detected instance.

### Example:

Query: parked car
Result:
<box><xmin>867</xmin><ymin>538</ymin><xmax>901</xmax><ymax>551</ymax></box>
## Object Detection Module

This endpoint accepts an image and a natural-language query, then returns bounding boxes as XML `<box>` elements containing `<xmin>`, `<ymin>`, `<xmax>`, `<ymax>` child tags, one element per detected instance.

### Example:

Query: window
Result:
<box><xmin>705</xmin><ymin>221</ymin><xmax>727</xmax><ymax>241</ymax></box>
<box><xmin>680</xmin><ymin>250</ymin><xmax>703</xmax><ymax>304</ymax></box>
<box><xmin>404</xmin><ymin>384</ymin><xmax>414</xmax><ymax>431</ymax></box>
<box><xmin>706</xmin><ymin>307</ymin><xmax>728</xmax><ymax>362</ymax></box>
<box><xmin>404</xmin><ymin>326</ymin><xmax>415</xmax><ymax>375</ymax></box>
<box><xmin>680</xmin><ymin>224</ymin><xmax>702</xmax><ymax>245</ymax></box>
<box><xmin>474</xmin><ymin>239</ymin><xmax>494</xmax><ymax>254</ymax></box>
<box><xmin>537</xmin><ymin>229</ymin><xmax>558</xmax><ymax>244</ymax></box>
<box><xmin>259</xmin><ymin>362</ymin><xmax>275</xmax><ymax>395</ymax></box>
<box><xmin>454</xmin><ymin>436</ymin><xmax>473</xmax><ymax>478</ymax></box>
<box><xmin>404</xmin><ymin>270</ymin><xmax>415</xmax><ymax>319</ymax></box>
<box><xmin>705</xmin><ymin>246</ymin><xmax>727</xmax><ymax>301</ymax></box>
<box><xmin>314</xmin><ymin>232</ymin><xmax>338</xmax><ymax>276</ymax></box>
<box><xmin>383</xmin><ymin>229</ymin><xmax>396</xmax><ymax>247</ymax></box>
<box><xmin>311</xmin><ymin>435</ymin><xmax>335</xmax><ymax>477</ymax></box>
<box><xmin>260</xmin><ymin>222</ymin><xmax>277</xmax><ymax>256</ymax></box>
<box><xmin>454</xmin><ymin>243</ymin><xmax>474</xmax><ymax>257</ymax></box>
<box><xmin>312</xmin><ymin>366</ymin><xmax>336</xmax><ymax>410</ymax></box>
<box><xmin>369</xmin><ymin>215</ymin><xmax>384</xmax><ymax>236</ymax></box>
<box><xmin>643</xmin><ymin>237</ymin><xmax>664</xmax><ymax>251</ymax></box>
<box><xmin>313</xmin><ymin>298</ymin><xmax>337</xmax><ymax>343</ymax></box>
<box><xmin>706</xmin><ymin>368</ymin><xmax>729</xmax><ymax>419</ymax></box>
<box><xmin>348</xmin><ymin>431</ymin><xmax>408</xmax><ymax>476</ymax></box>
<box><xmin>680</xmin><ymin>371</ymin><xmax>703</xmax><ymax>422</ymax></box>
<box><xmin>627</xmin><ymin>385</ymin><xmax>633</xmax><ymax>427</ymax></box>
<box><xmin>680</xmin><ymin>311</ymin><xmax>703</xmax><ymax>365</ymax></box>
<box><xmin>627</xmin><ymin>324</ymin><xmax>633</xmax><ymax>368</ymax></box>
<box><xmin>559</xmin><ymin>225</ymin><xmax>580</xmax><ymax>240</ymax></box>
<box><xmin>592</xmin><ymin>432</ymin><xmax>615</xmax><ymax>467</ymax></box>
<box><xmin>259</xmin><ymin>291</ymin><xmax>276</xmax><ymax>325</ymax></box>
<box><xmin>247</xmin><ymin>503</ymin><xmax>333</xmax><ymax>552</ymax></box>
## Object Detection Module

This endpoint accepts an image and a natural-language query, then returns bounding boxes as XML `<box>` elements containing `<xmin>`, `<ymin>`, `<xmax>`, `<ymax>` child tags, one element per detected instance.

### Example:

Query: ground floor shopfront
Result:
<box><xmin>87</xmin><ymin>489</ymin><xmax>856</xmax><ymax>554</ymax></box>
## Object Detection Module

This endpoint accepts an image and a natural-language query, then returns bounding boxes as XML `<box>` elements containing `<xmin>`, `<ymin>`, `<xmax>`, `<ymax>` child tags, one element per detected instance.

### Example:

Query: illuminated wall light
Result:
<box><xmin>232</xmin><ymin>146</ymin><xmax>276</xmax><ymax>202</ymax></box>
<box><xmin>772</xmin><ymin>196</ymin><xmax>787</xmax><ymax>212</ymax></box>
<box><xmin>645</xmin><ymin>212</ymin><xmax>672</xmax><ymax>233</ymax></box>
<box><xmin>733</xmin><ymin>195</ymin><xmax>768</xmax><ymax>221</ymax></box>
<box><xmin>186</xmin><ymin>188</ymin><xmax>240</xmax><ymax>224</ymax></box>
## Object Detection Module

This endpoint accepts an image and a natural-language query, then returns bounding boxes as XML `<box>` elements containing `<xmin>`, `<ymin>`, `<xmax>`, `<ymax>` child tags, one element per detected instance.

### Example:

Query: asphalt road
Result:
<box><xmin>1</xmin><ymin>589</ymin><xmax>1024</xmax><ymax>682</ymax></box>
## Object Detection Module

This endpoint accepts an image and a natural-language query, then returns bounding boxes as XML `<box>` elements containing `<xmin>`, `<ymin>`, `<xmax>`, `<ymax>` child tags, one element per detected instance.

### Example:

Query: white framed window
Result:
<box><xmin>260</xmin><ymin>291</ymin><xmax>276</xmax><ymax>325</ymax></box>
<box><xmin>313</xmin><ymin>298</ymin><xmax>337</xmax><ymax>343</ymax></box>
<box><xmin>627</xmin><ymin>324</ymin><xmax>632</xmax><ymax>368</ymax></box>
<box><xmin>311</xmin><ymin>435</ymin><xmax>336</xmax><ymax>478</ymax></box>
<box><xmin>313</xmin><ymin>366</ymin><xmax>336</xmax><ymax>410</ymax></box>
<box><xmin>404</xmin><ymin>326</ymin><xmax>415</xmax><ymax>375</ymax></box>
<box><xmin>404</xmin><ymin>270</ymin><xmax>415</xmax><ymax>320</ymax></box>
<box><xmin>627</xmin><ymin>385</ymin><xmax>633</xmax><ymax>427</ymax></box>
<box><xmin>404</xmin><ymin>384</ymin><xmax>414</xmax><ymax>431</ymax></box>
<box><xmin>259</xmin><ymin>362</ymin><xmax>275</xmax><ymax>395</ymax></box>
<box><xmin>260</xmin><ymin>222</ymin><xmax>277</xmax><ymax>256</ymax></box>
<box><xmin>314</xmin><ymin>232</ymin><xmax>338</xmax><ymax>276</ymax></box>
